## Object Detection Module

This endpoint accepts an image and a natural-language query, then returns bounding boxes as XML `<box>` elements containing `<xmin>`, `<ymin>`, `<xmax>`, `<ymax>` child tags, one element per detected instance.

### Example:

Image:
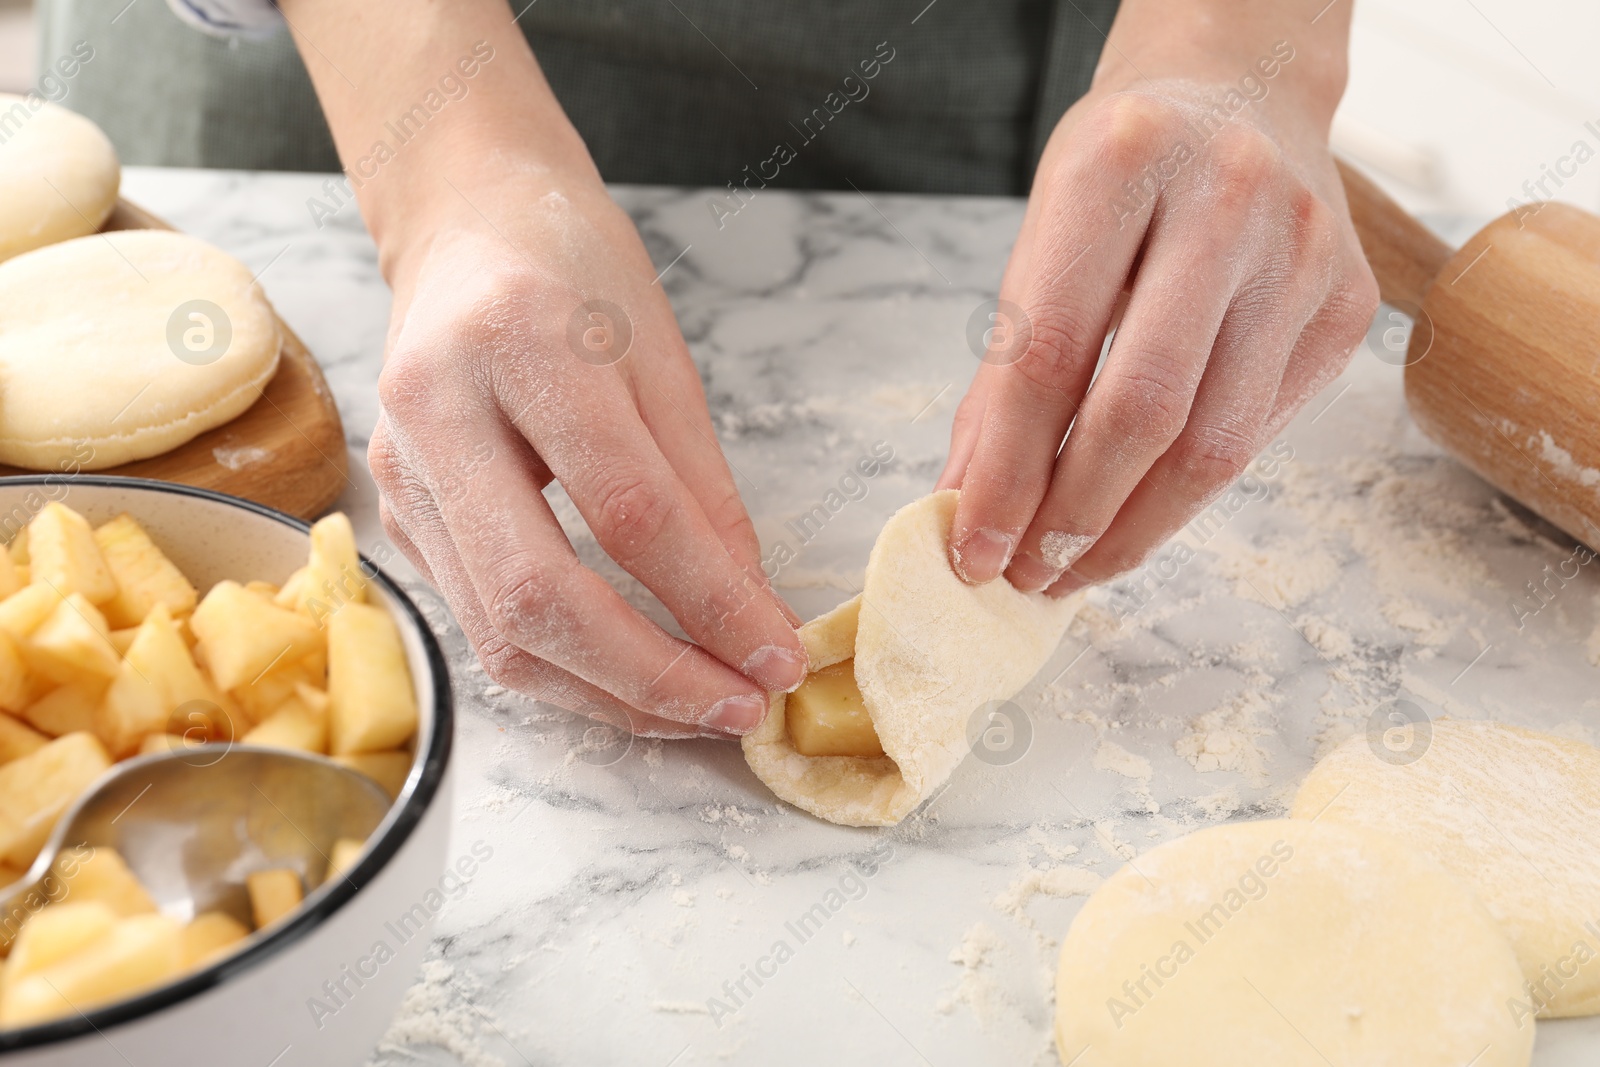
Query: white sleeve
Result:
<box><xmin>164</xmin><ymin>0</ymin><xmax>284</xmax><ymax>38</ymax></box>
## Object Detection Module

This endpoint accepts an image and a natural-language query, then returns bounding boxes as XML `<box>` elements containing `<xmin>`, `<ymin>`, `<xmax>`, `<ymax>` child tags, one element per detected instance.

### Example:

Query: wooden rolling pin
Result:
<box><xmin>1338</xmin><ymin>160</ymin><xmax>1600</xmax><ymax>547</ymax></box>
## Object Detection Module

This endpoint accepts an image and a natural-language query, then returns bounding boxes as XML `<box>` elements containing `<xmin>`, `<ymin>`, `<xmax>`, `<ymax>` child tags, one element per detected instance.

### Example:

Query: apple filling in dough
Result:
<box><xmin>786</xmin><ymin>659</ymin><xmax>884</xmax><ymax>758</ymax></box>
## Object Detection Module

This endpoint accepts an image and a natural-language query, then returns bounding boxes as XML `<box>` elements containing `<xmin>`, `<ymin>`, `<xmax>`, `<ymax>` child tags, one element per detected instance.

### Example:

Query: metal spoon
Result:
<box><xmin>0</xmin><ymin>746</ymin><xmax>392</xmax><ymax>942</ymax></box>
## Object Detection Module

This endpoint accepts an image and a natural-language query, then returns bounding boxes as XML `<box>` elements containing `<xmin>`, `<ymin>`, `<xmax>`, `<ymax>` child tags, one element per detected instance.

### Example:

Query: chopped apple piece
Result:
<box><xmin>180</xmin><ymin>911</ymin><xmax>249</xmax><ymax>970</ymax></box>
<box><xmin>228</xmin><ymin>655</ymin><xmax>317</xmax><ymax>723</ymax></box>
<box><xmin>54</xmin><ymin>846</ymin><xmax>156</xmax><ymax>917</ymax></box>
<box><xmin>108</xmin><ymin>627</ymin><xmax>138</xmax><ymax>656</ymax></box>
<box><xmin>27</xmin><ymin>503</ymin><xmax>116</xmax><ymax>605</ymax></box>
<box><xmin>1</xmin><ymin>913</ymin><xmax>181</xmax><ymax>1027</ymax></box>
<box><xmin>0</xmin><ymin>584</ymin><xmax>64</xmax><ymax>643</ymax></box>
<box><xmin>786</xmin><ymin>660</ymin><xmax>884</xmax><ymax>758</ymax></box>
<box><xmin>243</xmin><ymin>580</ymin><xmax>278</xmax><ymax>600</ymax></box>
<box><xmin>242</xmin><ymin>696</ymin><xmax>327</xmax><ymax>754</ymax></box>
<box><xmin>24</xmin><ymin>593</ymin><xmax>119</xmax><ymax>685</ymax></box>
<box><xmin>7</xmin><ymin>528</ymin><xmax>26</xmax><ymax>566</ymax></box>
<box><xmin>92</xmin><ymin>515</ymin><xmax>198</xmax><ymax>629</ymax></box>
<box><xmin>329</xmin><ymin>602</ymin><xmax>417</xmax><ymax>756</ymax></box>
<box><xmin>333</xmin><ymin>751</ymin><xmax>411</xmax><ymax>799</ymax></box>
<box><xmin>3</xmin><ymin>901</ymin><xmax>119</xmax><ymax>995</ymax></box>
<box><xmin>278</xmin><ymin>513</ymin><xmax>367</xmax><ymax>622</ymax></box>
<box><xmin>138</xmin><ymin>733</ymin><xmax>206</xmax><ymax>756</ymax></box>
<box><xmin>0</xmin><ymin>712</ymin><xmax>48</xmax><ymax>763</ymax></box>
<box><xmin>324</xmin><ymin>837</ymin><xmax>364</xmax><ymax>885</ymax></box>
<box><xmin>22</xmin><ymin>681</ymin><xmax>105</xmax><ymax>737</ymax></box>
<box><xmin>0</xmin><ymin>553</ymin><xmax>20</xmax><ymax>602</ymax></box>
<box><xmin>246</xmin><ymin>868</ymin><xmax>302</xmax><ymax>929</ymax></box>
<box><xmin>0</xmin><ymin>631</ymin><xmax>29</xmax><ymax>713</ymax></box>
<box><xmin>0</xmin><ymin>732</ymin><xmax>113</xmax><ymax>867</ymax></box>
<box><xmin>294</xmin><ymin>682</ymin><xmax>329</xmax><ymax>713</ymax></box>
<box><xmin>97</xmin><ymin>604</ymin><xmax>225</xmax><ymax>757</ymax></box>
<box><xmin>190</xmin><ymin>581</ymin><xmax>322</xmax><ymax>691</ymax></box>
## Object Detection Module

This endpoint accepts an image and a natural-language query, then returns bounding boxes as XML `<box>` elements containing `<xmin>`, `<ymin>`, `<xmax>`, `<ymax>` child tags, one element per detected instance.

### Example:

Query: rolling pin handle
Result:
<box><xmin>1334</xmin><ymin>158</ymin><xmax>1453</xmax><ymax>308</ymax></box>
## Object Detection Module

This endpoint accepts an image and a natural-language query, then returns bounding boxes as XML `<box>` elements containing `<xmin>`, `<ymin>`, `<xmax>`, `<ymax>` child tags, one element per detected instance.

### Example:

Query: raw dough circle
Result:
<box><xmin>1055</xmin><ymin>819</ymin><xmax>1531</xmax><ymax>1067</ymax></box>
<box><xmin>0</xmin><ymin>229</ymin><xmax>281</xmax><ymax>470</ymax></box>
<box><xmin>1292</xmin><ymin>718</ymin><xmax>1600</xmax><ymax>1018</ymax></box>
<box><xmin>0</xmin><ymin>93</ymin><xmax>120</xmax><ymax>261</ymax></box>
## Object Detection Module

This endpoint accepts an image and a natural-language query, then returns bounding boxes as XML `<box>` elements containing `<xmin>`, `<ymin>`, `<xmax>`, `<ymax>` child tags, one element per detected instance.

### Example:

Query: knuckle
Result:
<box><xmin>1013</xmin><ymin>311</ymin><xmax>1096</xmax><ymax>393</ymax></box>
<box><xmin>1088</xmin><ymin>93</ymin><xmax>1176</xmax><ymax>173</ymax></box>
<box><xmin>1168</xmin><ymin>422</ymin><xmax>1259</xmax><ymax>490</ymax></box>
<box><xmin>1206</xmin><ymin>125</ymin><xmax>1281</xmax><ymax>210</ymax></box>
<box><xmin>589</xmin><ymin>471</ymin><xmax>674</xmax><ymax>561</ymax></box>
<box><xmin>375</xmin><ymin>353</ymin><xmax>435</xmax><ymax>419</ymax></box>
<box><xmin>1097</xmin><ymin>360</ymin><xmax>1196</xmax><ymax>444</ymax></box>
<box><xmin>484</xmin><ymin>567</ymin><xmax>563</xmax><ymax>645</ymax></box>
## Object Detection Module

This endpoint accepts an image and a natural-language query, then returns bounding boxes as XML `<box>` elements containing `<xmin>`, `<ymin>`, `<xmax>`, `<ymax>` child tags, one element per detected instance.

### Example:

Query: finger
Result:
<box><xmin>937</xmin><ymin>371</ymin><xmax>991</xmax><ymax>491</ymax></box>
<box><xmin>506</xmin><ymin>332</ymin><xmax>806</xmax><ymax>693</ymax></box>
<box><xmin>378</xmin><ymin>368</ymin><xmax>775</xmax><ymax>735</ymax></box>
<box><xmin>1045</xmin><ymin>276</ymin><xmax>1318</xmax><ymax>593</ymax></box>
<box><xmin>947</xmin><ymin>97</ymin><xmax>1174</xmax><ymax>583</ymax></box>
<box><xmin>630</xmin><ymin>343</ymin><xmax>805</xmax><ymax>632</ymax></box>
<box><xmin>375</xmin><ymin>475</ymin><xmax>703</xmax><ymax>739</ymax></box>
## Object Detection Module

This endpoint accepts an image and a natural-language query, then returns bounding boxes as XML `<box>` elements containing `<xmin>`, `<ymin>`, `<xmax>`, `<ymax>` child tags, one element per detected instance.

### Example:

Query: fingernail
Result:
<box><xmin>951</xmin><ymin>528</ymin><xmax>1015</xmax><ymax>584</ymax></box>
<box><xmin>705</xmin><ymin>693</ymin><xmax>768</xmax><ymax>735</ymax></box>
<box><xmin>1040</xmin><ymin>531</ymin><xmax>1096</xmax><ymax>570</ymax></box>
<box><xmin>1005</xmin><ymin>552</ymin><xmax>1059</xmax><ymax>593</ymax></box>
<box><xmin>743</xmin><ymin>645</ymin><xmax>807</xmax><ymax>692</ymax></box>
<box><xmin>1048</xmin><ymin>570</ymin><xmax>1090</xmax><ymax>597</ymax></box>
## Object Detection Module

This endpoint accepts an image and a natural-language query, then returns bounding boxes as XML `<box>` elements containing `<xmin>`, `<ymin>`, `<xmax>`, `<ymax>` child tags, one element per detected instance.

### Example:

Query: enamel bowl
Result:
<box><xmin>0</xmin><ymin>477</ymin><xmax>453</xmax><ymax>1067</ymax></box>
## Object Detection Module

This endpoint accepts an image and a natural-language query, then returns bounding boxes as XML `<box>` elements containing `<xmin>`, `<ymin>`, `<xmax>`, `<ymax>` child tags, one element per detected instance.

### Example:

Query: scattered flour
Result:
<box><xmin>1093</xmin><ymin>739</ymin><xmax>1152</xmax><ymax>781</ymax></box>
<box><xmin>373</xmin><ymin>960</ymin><xmax>504</xmax><ymax>1067</ymax></box>
<box><xmin>937</xmin><ymin>922</ymin><xmax>1006</xmax><ymax>1026</ymax></box>
<box><xmin>1175</xmin><ymin>686</ymin><xmax>1275</xmax><ymax>784</ymax></box>
<box><xmin>212</xmin><ymin>444</ymin><xmax>272</xmax><ymax>471</ymax></box>
<box><xmin>651</xmin><ymin>1000</ymin><xmax>711</xmax><ymax>1014</ymax></box>
<box><xmin>992</xmin><ymin>866</ymin><xmax>1103</xmax><ymax>924</ymax></box>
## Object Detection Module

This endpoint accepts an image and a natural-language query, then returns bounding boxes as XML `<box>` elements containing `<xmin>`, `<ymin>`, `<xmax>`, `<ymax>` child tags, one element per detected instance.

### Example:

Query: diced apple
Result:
<box><xmin>786</xmin><ymin>660</ymin><xmax>884</xmax><ymax>758</ymax></box>
<box><xmin>278</xmin><ymin>513</ymin><xmax>367</xmax><ymax>622</ymax></box>
<box><xmin>3</xmin><ymin>901</ymin><xmax>119</xmax><ymax>995</ymax></box>
<box><xmin>243</xmin><ymin>580</ymin><xmax>278</xmax><ymax>600</ymax></box>
<box><xmin>22</xmin><ymin>680</ymin><xmax>105</xmax><ymax>738</ymax></box>
<box><xmin>332</xmin><ymin>751</ymin><xmax>411</xmax><ymax>800</ymax></box>
<box><xmin>24</xmin><ymin>593</ymin><xmax>120</xmax><ymax>686</ymax></box>
<box><xmin>108</xmin><ymin>627</ymin><xmax>138</xmax><ymax>656</ymax></box>
<box><xmin>0</xmin><ymin>584</ymin><xmax>64</xmax><ymax>643</ymax></box>
<box><xmin>329</xmin><ymin>602</ymin><xmax>417</xmax><ymax>755</ymax></box>
<box><xmin>246</xmin><ymin>868</ymin><xmax>302</xmax><ymax>929</ymax></box>
<box><xmin>92</xmin><ymin>514</ymin><xmax>198</xmax><ymax>629</ymax></box>
<box><xmin>0</xmin><ymin>630</ymin><xmax>29</xmax><ymax>713</ymax></box>
<box><xmin>241</xmin><ymin>696</ymin><xmax>327</xmax><ymax>754</ymax></box>
<box><xmin>0</xmin><ymin>913</ymin><xmax>181</xmax><ymax>1027</ymax></box>
<box><xmin>191</xmin><ymin>581</ymin><xmax>322</xmax><ymax>691</ymax></box>
<box><xmin>27</xmin><ymin>503</ymin><xmax>117</xmax><ymax>605</ymax></box>
<box><xmin>324</xmin><ymin>837</ymin><xmax>364</xmax><ymax>885</ymax></box>
<box><xmin>227</xmin><ymin>655</ymin><xmax>316</xmax><ymax>723</ymax></box>
<box><xmin>7</xmin><ymin>528</ymin><xmax>26</xmax><ymax>566</ymax></box>
<box><xmin>96</xmin><ymin>604</ymin><xmax>225</xmax><ymax>757</ymax></box>
<box><xmin>29</xmin><ymin>511</ymin><xmax>104</xmax><ymax>603</ymax></box>
<box><xmin>137</xmin><ymin>733</ymin><xmax>206</xmax><ymax>756</ymax></box>
<box><xmin>294</xmin><ymin>682</ymin><xmax>329</xmax><ymax>713</ymax></box>
<box><xmin>54</xmin><ymin>846</ymin><xmax>156</xmax><ymax>917</ymax></box>
<box><xmin>0</xmin><ymin>732</ymin><xmax>113</xmax><ymax>867</ymax></box>
<box><xmin>0</xmin><ymin>553</ymin><xmax>20</xmax><ymax>602</ymax></box>
<box><xmin>180</xmin><ymin>911</ymin><xmax>249</xmax><ymax>970</ymax></box>
<box><xmin>0</xmin><ymin>712</ymin><xmax>48</xmax><ymax>763</ymax></box>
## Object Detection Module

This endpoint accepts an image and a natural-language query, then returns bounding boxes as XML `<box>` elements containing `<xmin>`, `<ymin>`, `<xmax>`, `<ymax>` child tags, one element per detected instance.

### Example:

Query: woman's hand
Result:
<box><xmin>940</xmin><ymin>0</ymin><xmax>1378</xmax><ymax>595</ymax></box>
<box><xmin>279</xmin><ymin>2</ymin><xmax>806</xmax><ymax>737</ymax></box>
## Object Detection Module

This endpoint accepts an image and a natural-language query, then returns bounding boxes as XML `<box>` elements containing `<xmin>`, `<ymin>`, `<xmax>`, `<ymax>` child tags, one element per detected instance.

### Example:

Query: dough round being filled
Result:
<box><xmin>0</xmin><ymin>94</ymin><xmax>120</xmax><ymax>261</ymax></box>
<box><xmin>743</xmin><ymin>491</ymin><xmax>1080</xmax><ymax>826</ymax></box>
<box><xmin>1291</xmin><ymin>718</ymin><xmax>1600</xmax><ymax>1018</ymax></box>
<box><xmin>1055</xmin><ymin>819</ymin><xmax>1531</xmax><ymax>1067</ymax></box>
<box><xmin>0</xmin><ymin>230</ymin><xmax>281</xmax><ymax>470</ymax></box>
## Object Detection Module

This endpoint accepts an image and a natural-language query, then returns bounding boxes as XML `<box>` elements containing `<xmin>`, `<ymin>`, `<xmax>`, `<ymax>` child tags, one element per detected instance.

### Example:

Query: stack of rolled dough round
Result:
<box><xmin>1055</xmin><ymin>718</ymin><xmax>1600</xmax><ymax>1065</ymax></box>
<box><xmin>0</xmin><ymin>98</ymin><xmax>281</xmax><ymax>470</ymax></box>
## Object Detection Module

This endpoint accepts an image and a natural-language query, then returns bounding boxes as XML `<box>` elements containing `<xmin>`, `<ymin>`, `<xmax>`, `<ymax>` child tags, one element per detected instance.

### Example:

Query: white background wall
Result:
<box><xmin>0</xmin><ymin>0</ymin><xmax>1597</xmax><ymax>221</ymax></box>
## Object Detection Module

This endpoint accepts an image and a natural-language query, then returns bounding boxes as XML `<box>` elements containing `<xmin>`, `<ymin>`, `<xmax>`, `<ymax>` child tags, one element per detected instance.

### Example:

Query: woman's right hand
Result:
<box><xmin>368</xmin><ymin>159</ymin><xmax>807</xmax><ymax>739</ymax></box>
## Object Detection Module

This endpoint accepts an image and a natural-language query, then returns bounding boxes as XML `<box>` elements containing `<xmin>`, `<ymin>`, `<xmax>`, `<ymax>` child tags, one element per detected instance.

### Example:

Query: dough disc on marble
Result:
<box><xmin>0</xmin><ymin>229</ymin><xmax>281</xmax><ymax>470</ymax></box>
<box><xmin>743</xmin><ymin>490</ymin><xmax>1080</xmax><ymax>826</ymax></box>
<box><xmin>1055</xmin><ymin>819</ymin><xmax>1532</xmax><ymax>1067</ymax></box>
<box><xmin>0</xmin><ymin>94</ymin><xmax>120</xmax><ymax>261</ymax></box>
<box><xmin>1291</xmin><ymin>718</ymin><xmax>1600</xmax><ymax>1018</ymax></box>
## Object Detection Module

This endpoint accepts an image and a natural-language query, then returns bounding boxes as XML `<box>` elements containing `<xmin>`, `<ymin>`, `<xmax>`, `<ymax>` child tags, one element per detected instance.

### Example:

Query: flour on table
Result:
<box><xmin>992</xmin><ymin>865</ymin><xmax>1103</xmax><ymax>925</ymax></box>
<box><xmin>937</xmin><ymin>922</ymin><xmax>1006</xmax><ymax>1026</ymax></box>
<box><xmin>1175</xmin><ymin>685</ymin><xmax>1275</xmax><ymax>783</ymax></box>
<box><xmin>372</xmin><ymin>960</ymin><xmax>505</xmax><ymax>1067</ymax></box>
<box><xmin>1092</xmin><ymin>739</ymin><xmax>1152</xmax><ymax>781</ymax></box>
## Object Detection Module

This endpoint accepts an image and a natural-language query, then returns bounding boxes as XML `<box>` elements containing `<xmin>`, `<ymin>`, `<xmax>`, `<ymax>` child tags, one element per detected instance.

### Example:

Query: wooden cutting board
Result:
<box><xmin>0</xmin><ymin>200</ymin><xmax>350</xmax><ymax>520</ymax></box>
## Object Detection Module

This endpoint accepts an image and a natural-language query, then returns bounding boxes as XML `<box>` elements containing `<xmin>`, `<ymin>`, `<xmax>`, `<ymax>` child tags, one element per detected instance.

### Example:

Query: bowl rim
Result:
<box><xmin>0</xmin><ymin>475</ymin><xmax>454</xmax><ymax>1051</ymax></box>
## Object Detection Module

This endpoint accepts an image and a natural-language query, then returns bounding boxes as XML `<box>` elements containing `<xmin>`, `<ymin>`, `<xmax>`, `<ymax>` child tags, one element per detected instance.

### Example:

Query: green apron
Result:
<box><xmin>37</xmin><ymin>0</ymin><xmax>1117</xmax><ymax>195</ymax></box>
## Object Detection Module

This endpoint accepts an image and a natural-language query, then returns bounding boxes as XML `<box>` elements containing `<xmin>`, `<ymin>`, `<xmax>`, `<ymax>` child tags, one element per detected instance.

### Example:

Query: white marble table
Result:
<box><xmin>122</xmin><ymin>167</ymin><xmax>1600</xmax><ymax>1067</ymax></box>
